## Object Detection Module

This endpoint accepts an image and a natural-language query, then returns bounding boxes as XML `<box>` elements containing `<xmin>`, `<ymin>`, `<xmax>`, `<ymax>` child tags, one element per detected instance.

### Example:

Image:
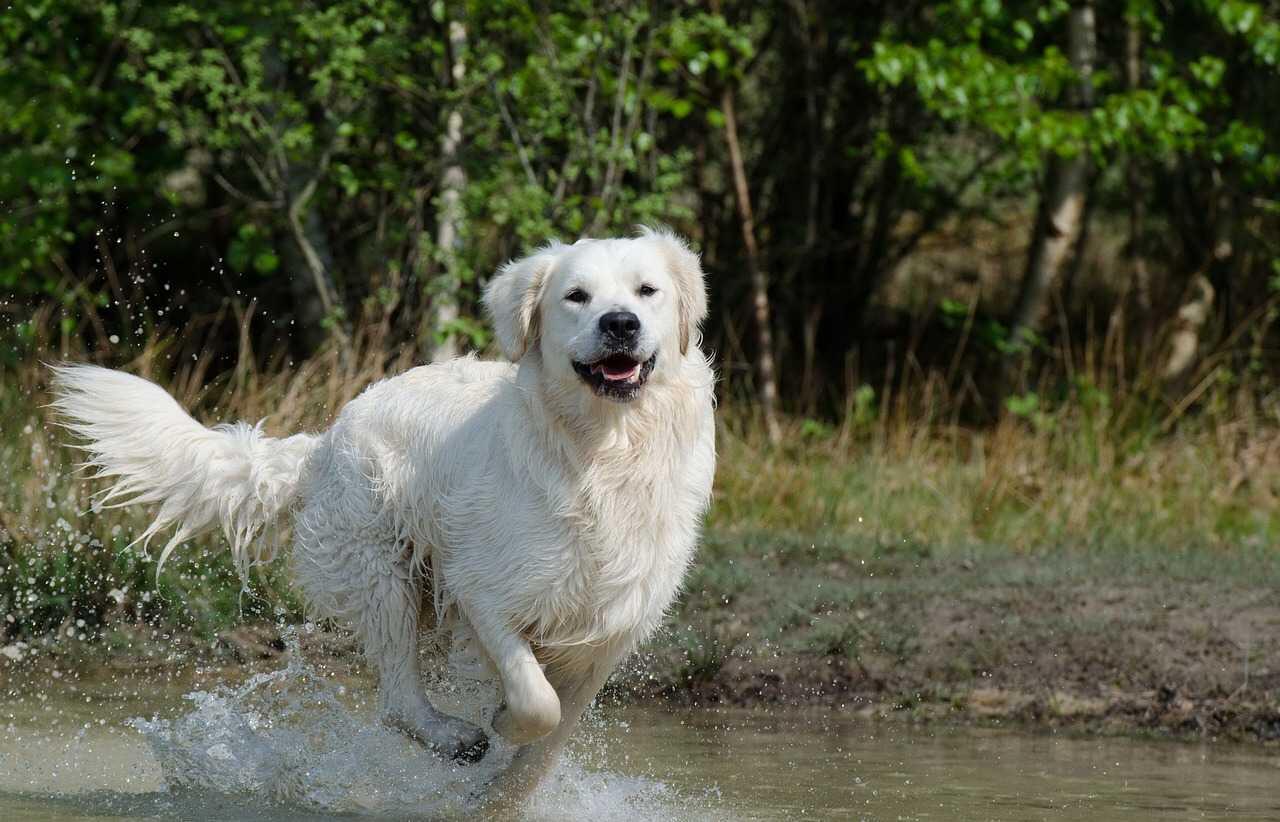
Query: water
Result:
<box><xmin>2</xmin><ymin>654</ymin><xmax>1278</xmax><ymax>821</ymax></box>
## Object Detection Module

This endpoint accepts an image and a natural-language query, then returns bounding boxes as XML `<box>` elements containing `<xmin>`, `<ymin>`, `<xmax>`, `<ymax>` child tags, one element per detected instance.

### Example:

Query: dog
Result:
<box><xmin>51</xmin><ymin>227</ymin><xmax>716</xmax><ymax>805</ymax></box>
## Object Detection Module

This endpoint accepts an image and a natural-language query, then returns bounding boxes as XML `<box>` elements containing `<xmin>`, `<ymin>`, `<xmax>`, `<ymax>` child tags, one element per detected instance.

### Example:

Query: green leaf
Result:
<box><xmin>253</xmin><ymin>251</ymin><xmax>279</xmax><ymax>274</ymax></box>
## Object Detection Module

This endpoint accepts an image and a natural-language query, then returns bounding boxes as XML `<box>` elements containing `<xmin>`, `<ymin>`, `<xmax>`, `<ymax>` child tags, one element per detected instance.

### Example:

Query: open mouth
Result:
<box><xmin>572</xmin><ymin>351</ymin><xmax>657</xmax><ymax>401</ymax></box>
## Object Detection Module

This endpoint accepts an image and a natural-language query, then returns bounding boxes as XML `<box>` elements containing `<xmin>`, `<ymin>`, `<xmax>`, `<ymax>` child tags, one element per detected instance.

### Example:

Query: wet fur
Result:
<box><xmin>51</xmin><ymin>227</ymin><xmax>715</xmax><ymax>806</ymax></box>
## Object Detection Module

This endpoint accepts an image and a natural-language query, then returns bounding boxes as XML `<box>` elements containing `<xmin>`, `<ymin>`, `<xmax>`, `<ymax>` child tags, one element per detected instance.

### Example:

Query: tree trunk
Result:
<box><xmin>1160</xmin><ymin>274</ymin><xmax>1214</xmax><ymax>383</ymax></box>
<box><xmin>1125</xmin><ymin>14</ymin><xmax>1151</xmax><ymax>320</ymax></box>
<box><xmin>284</xmin><ymin>173</ymin><xmax>346</xmax><ymax>353</ymax></box>
<box><xmin>1008</xmin><ymin>0</ymin><xmax>1096</xmax><ymax>348</ymax></box>
<box><xmin>1059</xmin><ymin>180</ymin><xmax>1096</xmax><ymax>312</ymax></box>
<box><xmin>282</xmin><ymin>231</ymin><xmax>329</xmax><ymax>352</ymax></box>
<box><xmin>430</xmin><ymin>14</ymin><xmax>468</xmax><ymax>363</ymax></box>
<box><xmin>262</xmin><ymin>45</ymin><xmax>347</xmax><ymax>353</ymax></box>
<box><xmin>793</xmin><ymin>0</ymin><xmax>823</xmax><ymax>413</ymax></box>
<box><xmin>1162</xmin><ymin>182</ymin><xmax>1232</xmax><ymax>384</ymax></box>
<box><xmin>851</xmin><ymin>149</ymin><xmax>903</xmax><ymax>322</ymax></box>
<box><xmin>721</xmin><ymin>84</ymin><xmax>782</xmax><ymax>445</ymax></box>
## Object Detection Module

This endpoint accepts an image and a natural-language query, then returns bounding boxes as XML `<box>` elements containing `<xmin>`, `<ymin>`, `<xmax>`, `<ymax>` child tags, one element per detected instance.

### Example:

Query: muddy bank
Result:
<box><xmin>631</xmin><ymin>652</ymin><xmax>1280</xmax><ymax>744</ymax></box>
<box><xmin>4</xmin><ymin>544</ymin><xmax>1279</xmax><ymax>745</ymax></box>
<box><xmin>628</xmin><ymin>541</ymin><xmax>1280</xmax><ymax>744</ymax></box>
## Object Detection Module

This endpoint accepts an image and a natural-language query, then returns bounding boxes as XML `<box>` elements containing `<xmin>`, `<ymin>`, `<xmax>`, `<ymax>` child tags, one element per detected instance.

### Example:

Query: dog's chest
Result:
<box><xmin>523</xmin><ymin>449</ymin><xmax>704</xmax><ymax>647</ymax></box>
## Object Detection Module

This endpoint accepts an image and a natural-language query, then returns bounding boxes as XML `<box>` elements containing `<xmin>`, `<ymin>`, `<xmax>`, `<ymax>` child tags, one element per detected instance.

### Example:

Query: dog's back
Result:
<box><xmin>287</xmin><ymin>356</ymin><xmax>523</xmax><ymax>623</ymax></box>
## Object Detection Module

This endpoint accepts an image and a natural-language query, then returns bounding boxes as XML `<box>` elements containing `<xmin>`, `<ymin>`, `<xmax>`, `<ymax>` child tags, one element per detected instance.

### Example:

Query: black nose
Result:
<box><xmin>599</xmin><ymin>311</ymin><xmax>641</xmax><ymax>342</ymax></box>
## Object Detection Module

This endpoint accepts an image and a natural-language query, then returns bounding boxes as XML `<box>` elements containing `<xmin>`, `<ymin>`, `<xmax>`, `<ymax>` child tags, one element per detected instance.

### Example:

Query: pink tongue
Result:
<box><xmin>597</xmin><ymin>361</ymin><xmax>640</xmax><ymax>381</ymax></box>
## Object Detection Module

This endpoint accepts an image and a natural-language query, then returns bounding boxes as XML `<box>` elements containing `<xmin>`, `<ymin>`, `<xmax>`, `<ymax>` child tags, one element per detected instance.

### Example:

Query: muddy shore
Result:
<box><xmin>4</xmin><ymin>542</ymin><xmax>1279</xmax><ymax>745</ymax></box>
<box><xmin>633</xmin><ymin>540</ymin><xmax>1280</xmax><ymax>744</ymax></box>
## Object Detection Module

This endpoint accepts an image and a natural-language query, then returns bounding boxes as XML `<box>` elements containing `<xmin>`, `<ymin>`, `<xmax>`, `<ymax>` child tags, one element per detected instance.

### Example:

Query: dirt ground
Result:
<box><xmin>631</xmin><ymin>547</ymin><xmax>1280</xmax><ymax>744</ymax></box>
<box><xmin>4</xmin><ymin>547</ymin><xmax>1279</xmax><ymax>745</ymax></box>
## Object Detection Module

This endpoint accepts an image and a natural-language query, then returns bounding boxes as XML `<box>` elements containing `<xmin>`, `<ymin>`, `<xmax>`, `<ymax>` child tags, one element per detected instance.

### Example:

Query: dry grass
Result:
<box><xmin>712</xmin><ymin>304</ymin><xmax>1280</xmax><ymax>555</ymax></box>
<box><xmin>713</xmin><ymin>406</ymin><xmax>1280</xmax><ymax>555</ymax></box>
<box><xmin>0</xmin><ymin>310</ymin><xmax>417</xmax><ymax>643</ymax></box>
<box><xmin>3</xmin><ymin>309</ymin><xmax>1279</xmax><ymax>650</ymax></box>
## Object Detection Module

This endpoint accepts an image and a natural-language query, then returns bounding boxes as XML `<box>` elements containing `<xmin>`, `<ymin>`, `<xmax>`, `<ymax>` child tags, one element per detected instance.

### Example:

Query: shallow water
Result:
<box><xmin>2</xmin><ymin>655</ymin><xmax>1278</xmax><ymax>821</ymax></box>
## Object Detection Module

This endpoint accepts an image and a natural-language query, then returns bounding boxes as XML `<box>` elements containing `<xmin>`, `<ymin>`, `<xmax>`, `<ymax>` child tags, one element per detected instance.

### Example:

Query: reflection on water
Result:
<box><xmin>1</xmin><ymin>654</ymin><xmax>1278</xmax><ymax>821</ymax></box>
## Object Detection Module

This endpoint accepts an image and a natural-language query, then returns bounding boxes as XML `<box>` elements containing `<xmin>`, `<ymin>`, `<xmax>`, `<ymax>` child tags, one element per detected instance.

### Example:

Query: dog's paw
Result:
<box><xmin>491</xmin><ymin>697</ymin><xmax>559</xmax><ymax>745</ymax></box>
<box><xmin>386</xmin><ymin>710</ymin><xmax>491</xmax><ymax>765</ymax></box>
<box><xmin>490</xmin><ymin>669</ymin><xmax>561</xmax><ymax>744</ymax></box>
<box><xmin>452</xmin><ymin>730</ymin><xmax>490</xmax><ymax>764</ymax></box>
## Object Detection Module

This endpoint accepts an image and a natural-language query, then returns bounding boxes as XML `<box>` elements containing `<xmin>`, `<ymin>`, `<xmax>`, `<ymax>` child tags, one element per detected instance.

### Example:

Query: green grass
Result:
<box><xmin>4</xmin><ymin>338</ymin><xmax>1280</xmax><ymax>666</ymax></box>
<box><xmin>710</xmin><ymin>400</ymin><xmax>1280</xmax><ymax>557</ymax></box>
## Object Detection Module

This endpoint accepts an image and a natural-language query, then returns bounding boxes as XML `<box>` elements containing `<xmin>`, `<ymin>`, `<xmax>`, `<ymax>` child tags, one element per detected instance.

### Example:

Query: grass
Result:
<box><xmin>711</xmin><ymin>397</ymin><xmax>1280</xmax><ymax>556</ymax></box>
<box><xmin>0</xmin><ymin>311</ymin><xmax>421</xmax><ymax>646</ymax></box>
<box><xmin>3</xmin><ymin>314</ymin><xmax>1280</xmax><ymax>735</ymax></box>
<box><xmin>672</xmin><ymin>400</ymin><xmax>1280</xmax><ymax>718</ymax></box>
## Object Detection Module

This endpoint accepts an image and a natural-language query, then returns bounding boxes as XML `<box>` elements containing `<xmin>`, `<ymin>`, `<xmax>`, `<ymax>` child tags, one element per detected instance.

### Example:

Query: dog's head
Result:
<box><xmin>482</xmin><ymin>227</ymin><xmax>707</xmax><ymax>403</ymax></box>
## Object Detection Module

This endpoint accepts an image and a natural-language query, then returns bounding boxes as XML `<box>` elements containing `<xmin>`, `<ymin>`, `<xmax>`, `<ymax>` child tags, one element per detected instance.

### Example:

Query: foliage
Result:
<box><xmin>863</xmin><ymin>1</ymin><xmax>1280</xmax><ymax>171</ymax></box>
<box><xmin>1</xmin><ymin>0</ymin><xmax>697</xmax><ymax>351</ymax></box>
<box><xmin>4</xmin><ymin>2</ymin><xmax>1280</xmax><ymax>406</ymax></box>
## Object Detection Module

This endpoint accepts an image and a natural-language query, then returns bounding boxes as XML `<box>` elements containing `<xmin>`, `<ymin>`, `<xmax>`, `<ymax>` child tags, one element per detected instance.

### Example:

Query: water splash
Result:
<box><xmin>128</xmin><ymin>631</ymin><xmax>720</xmax><ymax>820</ymax></box>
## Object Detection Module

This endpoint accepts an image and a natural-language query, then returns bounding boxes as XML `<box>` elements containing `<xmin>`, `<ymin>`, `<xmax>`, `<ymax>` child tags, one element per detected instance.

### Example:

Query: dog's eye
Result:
<box><xmin>565</xmin><ymin>288</ymin><xmax>590</xmax><ymax>304</ymax></box>
<box><xmin>638</xmin><ymin>284</ymin><xmax>658</xmax><ymax>297</ymax></box>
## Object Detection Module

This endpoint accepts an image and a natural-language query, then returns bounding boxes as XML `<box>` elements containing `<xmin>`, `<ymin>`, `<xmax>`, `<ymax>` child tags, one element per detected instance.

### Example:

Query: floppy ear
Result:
<box><xmin>483</xmin><ymin>242</ymin><xmax>565</xmax><ymax>361</ymax></box>
<box><xmin>641</xmin><ymin>226</ymin><xmax>707</xmax><ymax>355</ymax></box>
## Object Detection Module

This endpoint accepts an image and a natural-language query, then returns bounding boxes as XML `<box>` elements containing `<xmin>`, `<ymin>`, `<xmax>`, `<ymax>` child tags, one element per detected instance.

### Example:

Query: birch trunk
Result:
<box><xmin>1008</xmin><ymin>0</ymin><xmax>1095</xmax><ymax>346</ymax></box>
<box><xmin>1160</xmin><ymin>274</ymin><xmax>1214</xmax><ymax>383</ymax></box>
<box><xmin>430</xmin><ymin>16</ymin><xmax>467</xmax><ymax>363</ymax></box>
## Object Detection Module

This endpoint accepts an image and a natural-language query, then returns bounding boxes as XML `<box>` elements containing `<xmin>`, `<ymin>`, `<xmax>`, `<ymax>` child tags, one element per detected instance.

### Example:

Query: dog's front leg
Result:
<box><xmin>466</xmin><ymin>611</ymin><xmax>561</xmax><ymax>744</ymax></box>
<box><xmin>478</xmin><ymin>645</ymin><xmax>625</xmax><ymax>814</ymax></box>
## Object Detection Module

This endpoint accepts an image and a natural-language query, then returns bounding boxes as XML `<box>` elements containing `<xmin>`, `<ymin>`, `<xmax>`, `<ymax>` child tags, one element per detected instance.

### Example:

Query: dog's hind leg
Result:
<box><xmin>357</xmin><ymin>551</ymin><xmax>490</xmax><ymax>763</ymax></box>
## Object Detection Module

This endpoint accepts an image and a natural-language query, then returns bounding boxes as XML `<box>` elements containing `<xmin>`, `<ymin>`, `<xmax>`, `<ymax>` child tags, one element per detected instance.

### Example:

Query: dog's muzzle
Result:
<box><xmin>571</xmin><ymin>349</ymin><xmax>657</xmax><ymax>402</ymax></box>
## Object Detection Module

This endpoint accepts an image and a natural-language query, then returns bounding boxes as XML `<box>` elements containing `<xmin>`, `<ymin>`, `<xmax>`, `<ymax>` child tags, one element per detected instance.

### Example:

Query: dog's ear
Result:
<box><xmin>482</xmin><ymin>242</ymin><xmax>565</xmax><ymax>361</ymax></box>
<box><xmin>641</xmin><ymin>226</ymin><xmax>707</xmax><ymax>355</ymax></box>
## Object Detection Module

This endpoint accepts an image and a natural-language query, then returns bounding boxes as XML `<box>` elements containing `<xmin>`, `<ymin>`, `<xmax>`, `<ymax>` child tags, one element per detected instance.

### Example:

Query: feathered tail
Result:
<box><xmin>49</xmin><ymin>364</ymin><xmax>318</xmax><ymax>580</ymax></box>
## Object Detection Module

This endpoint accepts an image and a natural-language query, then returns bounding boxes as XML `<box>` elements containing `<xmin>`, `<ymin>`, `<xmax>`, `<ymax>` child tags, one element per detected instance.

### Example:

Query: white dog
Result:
<box><xmin>51</xmin><ymin>227</ymin><xmax>716</xmax><ymax>804</ymax></box>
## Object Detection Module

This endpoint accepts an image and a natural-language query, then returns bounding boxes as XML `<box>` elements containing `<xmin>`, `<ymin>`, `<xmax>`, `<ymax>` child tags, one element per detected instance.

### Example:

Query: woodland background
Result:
<box><xmin>4</xmin><ymin>0</ymin><xmax>1280</xmax><ymax>425</ymax></box>
<box><xmin>4</xmin><ymin>2</ymin><xmax>1280</xmax><ymax>722</ymax></box>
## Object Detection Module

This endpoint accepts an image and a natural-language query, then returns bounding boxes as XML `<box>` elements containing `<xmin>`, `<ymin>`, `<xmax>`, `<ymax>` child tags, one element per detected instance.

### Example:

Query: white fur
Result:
<box><xmin>51</xmin><ymin>228</ymin><xmax>716</xmax><ymax>806</ymax></box>
<box><xmin>48</xmin><ymin>364</ymin><xmax>317</xmax><ymax>579</ymax></box>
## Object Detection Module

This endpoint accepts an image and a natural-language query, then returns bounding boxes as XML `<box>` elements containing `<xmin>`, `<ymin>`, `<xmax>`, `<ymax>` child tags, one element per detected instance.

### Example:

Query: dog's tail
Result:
<box><xmin>49</xmin><ymin>363</ymin><xmax>319</xmax><ymax>580</ymax></box>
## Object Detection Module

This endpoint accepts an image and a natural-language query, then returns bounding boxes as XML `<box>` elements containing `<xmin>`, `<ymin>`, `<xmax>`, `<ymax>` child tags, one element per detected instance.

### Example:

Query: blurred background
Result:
<box><xmin>2</xmin><ymin>1</ymin><xmax>1279</xmax><ymax>740</ymax></box>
